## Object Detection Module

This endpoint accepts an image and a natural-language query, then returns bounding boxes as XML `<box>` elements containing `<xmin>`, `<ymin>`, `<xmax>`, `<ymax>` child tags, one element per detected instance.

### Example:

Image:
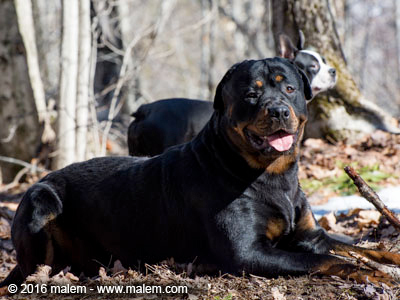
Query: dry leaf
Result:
<box><xmin>271</xmin><ymin>287</ymin><xmax>286</xmax><ymax>300</ymax></box>
<box><xmin>318</xmin><ymin>212</ymin><xmax>346</xmax><ymax>233</ymax></box>
<box><xmin>64</xmin><ymin>272</ymin><xmax>79</xmax><ymax>282</ymax></box>
<box><xmin>26</xmin><ymin>265</ymin><xmax>51</xmax><ymax>283</ymax></box>
<box><xmin>0</xmin><ymin>218</ymin><xmax>10</xmax><ymax>239</ymax></box>
<box><xmin>0</xmin><ymin>286</ymin><xmax>9</xmax><ymax>296</ymax></box>
<box><xmin>356</xmin><ymin>210</ymin><xmax>381</xmax><ymax>227</ymax></box>
<box><xmin>98</xmin><ymin>266</ymin><xmax>110</xmax><ymax>282</ymax></box>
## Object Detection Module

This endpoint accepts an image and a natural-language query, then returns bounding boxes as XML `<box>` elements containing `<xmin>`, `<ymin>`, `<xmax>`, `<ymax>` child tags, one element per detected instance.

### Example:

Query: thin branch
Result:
<box><xmin>173</xmin><ymin>4</ymin><xmax>215</xmax><ymax>35</ymax></box>
<box><xmin>0</xmin><ymin>124</ymin><xmax>17</xmax><ymax>143</ymax></box>
<box><xmin>89</xmin><ymin>15</ymin><xmax>101</xmax><ymax>156</ymax></box>
<box><xmin>344</xmin><ymin>166</ymin><xmax>400</xmax><ymax>231</ymax></box>
<box><xmin>0</xmin><ymin>167</ymin><xmax>29</xmax><ymax>193</ymax></box>
<box><xmin>218</xmin><ymin>5</ymin><xmax>264</xmax><ymax>57</ymax></box>
<box><xmin>348</xmin><ymin>251</ymin><xmax>400</xmax><ymax>282</ymax></box>
<box><xmin>0</xmin><ymin>156</ymin><xmax>48</xmax><ymax>173</ymax></box>
<box><xmin>100</xmin><ymin>25</ymin><xmax>155</xmax><ymax>155</ymax></box>
<box><xmin>100</xmin><ymin>0</ymin><xmax>177</xmax><ymax>155</ymax></box>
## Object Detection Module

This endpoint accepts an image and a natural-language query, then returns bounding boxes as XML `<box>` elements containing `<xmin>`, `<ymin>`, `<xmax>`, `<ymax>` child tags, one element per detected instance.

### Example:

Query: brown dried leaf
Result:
<box><xmin>305</xmin><ymin>165</ymin><xmax>338</xmax><ymax>180</ymax></box>
<box><xmin>271</xmin><ymin>287</ymin><xmax>287</xmax><ymax>300</ymax></box>
<box><xmin>98</xmin><ymin>266</ymin><xmax>110</xmax><ymax>282</ymax></box>
<box><xmin>51</xmin><ymin>269</ymin><xmax>75</xmax><ymax>285</ymax></box>
<box><xmin>318</xmin><ymin>212</ymin><xmax>346</xmax><ymax>233</ymax></box>
<box><xmin>0</xmin><ymin>218</ymin><xmax>10</xmax><ymax>239</ymax></box>
<box><xmin>64</xmin><ymin>272</ymin><xmax>79</xmax><ymax>282</ymax></box>
<box><xmin>26</xmin><ymin>265</ymin><xmax>51</xmax><ymax>283</ymax></box>
<box><xmin>356</xmin><ymin>210</ymin><xmax>381</xmax><ymax>227</ymax></box>
<box><xmin>0</xmin><ymin>286</ymin><xmax>8</xmax><ymax>296</ymax></box>
<box><xmin>303</xmin><ymin>138</ymin><xmax>327</xmax><ymax>151</ymax></box>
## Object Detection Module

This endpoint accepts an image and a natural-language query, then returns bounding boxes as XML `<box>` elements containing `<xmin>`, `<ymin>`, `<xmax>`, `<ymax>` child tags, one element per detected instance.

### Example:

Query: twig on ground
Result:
<box><xmin>344</xmin><ymin>165</ymin><xmax>400</xmax><ymax>232</ymax></box>
<box><xmin>348</xmin><ymin>251</ymin><xmax>400</xmax><ymax>281</ymax></box>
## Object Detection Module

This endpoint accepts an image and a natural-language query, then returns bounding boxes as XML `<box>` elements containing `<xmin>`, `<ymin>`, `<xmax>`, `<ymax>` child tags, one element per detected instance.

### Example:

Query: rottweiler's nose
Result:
<box><xmin>269</xmin><ymin>106</ymin><xmax>290</xmax><ymax>121</ymax></box>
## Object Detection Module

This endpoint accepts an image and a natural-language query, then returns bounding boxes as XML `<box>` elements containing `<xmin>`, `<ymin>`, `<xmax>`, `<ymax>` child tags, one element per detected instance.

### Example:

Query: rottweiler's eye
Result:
<box><xmin>286</xmin><ymin>86</ymin><xmax>295</xmax><ymax>93</ymax></box>
<box><xmin>246</xmin><ymin>92</ymin><xmax>258</xmax><ymax>98</ymax></box>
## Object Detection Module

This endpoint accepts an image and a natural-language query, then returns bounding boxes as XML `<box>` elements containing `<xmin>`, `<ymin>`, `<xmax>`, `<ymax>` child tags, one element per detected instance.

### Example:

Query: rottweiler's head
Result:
<box><xmin>214</xmin><ymin>57</ymin><xmax>312</xmax><ymax>173</ymax></box>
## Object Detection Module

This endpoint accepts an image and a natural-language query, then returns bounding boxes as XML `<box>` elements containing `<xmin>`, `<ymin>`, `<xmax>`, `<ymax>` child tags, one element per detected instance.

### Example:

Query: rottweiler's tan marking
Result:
<box><xmin>265</xmin><ymin>218</ymin><xmax>286</xmax><ymax>241</ymax></box>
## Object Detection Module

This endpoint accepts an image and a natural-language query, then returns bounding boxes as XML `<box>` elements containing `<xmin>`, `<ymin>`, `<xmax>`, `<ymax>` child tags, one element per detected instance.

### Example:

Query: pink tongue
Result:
<box><xmin>267</xmin><ymin>132</ymin><xmax>294</xmax><ymax>152</ymax></box>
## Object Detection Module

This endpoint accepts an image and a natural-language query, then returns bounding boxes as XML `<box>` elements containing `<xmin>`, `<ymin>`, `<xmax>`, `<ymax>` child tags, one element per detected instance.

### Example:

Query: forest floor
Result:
<box><xmin>0</xmin><ymin>130</ymin><xmax>399</xmax><ymax>299</ymax></box>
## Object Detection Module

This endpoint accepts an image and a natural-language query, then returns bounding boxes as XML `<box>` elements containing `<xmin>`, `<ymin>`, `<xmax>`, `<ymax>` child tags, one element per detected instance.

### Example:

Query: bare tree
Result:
<box><xmin>55</xmin><ymin>0</ymin><xmax>79</xmax><ymax>169</ymax></box>
<box><xmin>76</xmin><ymin>0</ymin><xmax>91</xmax><ymax>162</ymax></box>
<box><xmin>0</xmin><ymin>0</ymin><xmax>41</xmax><ymax>182</ymax></box>
<box><xmin>199</xmin><ymin>0</ymin><xmax>217</xmax><ymax>99</ymax></box>
<box><xmin>14</xmin><ymin>0</ymin><xmax>56</xmax><ymax>144</ymax></box>
<box><xmin>272</xmin><ymin>0</ymin><xmax>400</xmax><ymax>142</ymax></box>
<box><xmin>14</xmin><ymin>0</ymin><xmax>46</xmax><ymax>129</ymax></box>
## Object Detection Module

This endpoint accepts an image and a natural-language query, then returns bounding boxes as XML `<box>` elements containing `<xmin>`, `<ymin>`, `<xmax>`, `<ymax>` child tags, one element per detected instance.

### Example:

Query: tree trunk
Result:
<box><xmin>199</xmin><ymin>0</ymin><xmax>217</xmax><ymax>100</ymax></box>
<box><xmin>31</xmin><ymin>0</ymin><xmax>61</xmax><ymax>102</ymax></box>
<box><xmin>117</xmin><ymin>0</ymin><xmax>141</xmax><ymax>116</ymax></box>
<box><xmin>14</xmin><ymin>0</ymin><xmax>46</xmax><ymax>124</ymax></box>
<box><xmin>76</xmin><ymin>0</ymin><xmax>91</xmax><ymax>162</ymax></box>
<box><xmin>232</xmin><ymin>0</ymin><xmax>248</xmax><ymax>59</ymax></box>
<box><xmin>0</xmin><ymin>0</ymin><xmax>41</xmax><ymax>183</ymax></box>
<box><xmin>272</xmin><ymin>0</ymin><xmax>400</xmax><ymax>142</ymax></box>
<box><xmin>14</xmin><ymin>0</ymin><xmax>56</xmax><ymax>144</ymax></box>
<box><xmin>31</xmin><ymin>0</ymin><xmax>61</xmax><ymax>146</ymax></box>
<box><xmin>55</xmin><ymin>0</ymin><xmax>79</xmax><ymax>169</ymax></box>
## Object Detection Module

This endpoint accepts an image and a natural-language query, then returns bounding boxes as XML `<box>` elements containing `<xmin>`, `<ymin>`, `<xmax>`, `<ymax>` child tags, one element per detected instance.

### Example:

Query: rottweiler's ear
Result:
<box><xmin>298</xmin><ymin>68</ymin><xmax>313</xmax><ymax>101</ymax></box>
<box><xmin>278</xmin><ymin>34</ymin><xmax>298</xmax><ymax>60</ymax></box>
<box><xmin>213</xmin><ymin>62</ymin><xmax>241</xmax><ymax>112</ymax></box>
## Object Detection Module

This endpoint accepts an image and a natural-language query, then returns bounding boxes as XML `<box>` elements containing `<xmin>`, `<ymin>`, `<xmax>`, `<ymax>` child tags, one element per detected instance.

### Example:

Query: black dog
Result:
<box><xmin>128</xmin><ymin>98</ymin><xmax>213</xmax><ymax>156</ymax></box>
<box><xmin>127</xmin><ymin>35</ymin><xmax>336</xmax><ymax>157</ymax></box>
<box><xmin>2</xmin><ymin>57</ymin><xmax>398</xmax><ymax>288</ymax></box>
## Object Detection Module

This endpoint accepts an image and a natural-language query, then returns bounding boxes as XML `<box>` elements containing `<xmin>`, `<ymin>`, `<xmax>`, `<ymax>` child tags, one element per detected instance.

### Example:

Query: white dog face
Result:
<box><xmin>294</xmin><ymin>50</ymin><xmax>337</xmax><ymax>96</ymax></box>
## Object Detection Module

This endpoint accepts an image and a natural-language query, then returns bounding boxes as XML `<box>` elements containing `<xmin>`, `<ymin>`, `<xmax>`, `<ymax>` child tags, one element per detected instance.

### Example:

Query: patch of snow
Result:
<box><xmin>312</xmin><ymin>186</ymin><xmax>400</xmax><ymax>219</ymax></box>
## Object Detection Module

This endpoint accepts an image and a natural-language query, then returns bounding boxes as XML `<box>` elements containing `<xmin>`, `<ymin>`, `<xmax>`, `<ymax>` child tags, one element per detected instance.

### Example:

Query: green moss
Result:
<box><xmin>301</xmin><ymin>163</ymin><xmax>393</xmax><ymax>196</ymax></box>
<box><xmin>215</xmin><ymin>294</ymin><xmax>232</xmax><ymax>300</ymax></box>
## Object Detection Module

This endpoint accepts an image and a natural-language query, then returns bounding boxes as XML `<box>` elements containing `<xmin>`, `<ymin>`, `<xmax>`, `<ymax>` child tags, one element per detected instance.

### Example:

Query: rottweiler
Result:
<box><xmin>127</xmin><ymin>34</ymin><xmax>337</xmax><ymax>157</ymax></box>
<box><xmin>1</xmin><ymin>57</ymin><xmax>399</xmax><ymax>288</ymax></box>
<box><xmin>128</xmin><ymin>98</ymin><xmax>213</xmax><ymax>156</ymax></box>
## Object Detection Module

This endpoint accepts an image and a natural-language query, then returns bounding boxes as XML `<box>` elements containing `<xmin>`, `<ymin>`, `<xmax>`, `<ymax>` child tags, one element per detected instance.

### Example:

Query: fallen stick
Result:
<box><xmin>344</xmin><ymin>166</ymin><xmax>400</xmax><ymax>232</ymax></box>
<box><xmin>348</xmin><ymin>251</ymin><xmax>400</xmax><ymax>282</ymax></box>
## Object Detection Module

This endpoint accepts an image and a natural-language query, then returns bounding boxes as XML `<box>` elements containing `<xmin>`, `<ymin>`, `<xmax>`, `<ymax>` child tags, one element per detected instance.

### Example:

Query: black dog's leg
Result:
<box><xmin>215</xmin><ymin>199</ymin><xmax>399</xmax><ymax>284</ymax></box>
<box><xmin>214</xmin><ymin>203</ymin><xmax>346</xmax><ymax>276</ymax></box>
<box><xmin>291</xmin><ymin>204</ymin><xmax>400</xmax><ymax>283</ymax></box>
<box><xmin>231</xmin><ymin>241</ymin><xmax>344</xmax><ymax>276</ymax></box>
<box><xmin>226</xmin><ymin>228</ymin><xmax>396</xmax><ymax>285</ymax></box>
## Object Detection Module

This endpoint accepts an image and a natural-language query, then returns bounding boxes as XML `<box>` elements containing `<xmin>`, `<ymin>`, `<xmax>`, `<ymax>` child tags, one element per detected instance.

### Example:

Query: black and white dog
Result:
<box><xmin>278</xmin><ymin>34</ymin><xmax>337</xmax><ymax>95</ymax></box>
<box><xmin>127</xmin><ymin>34</ymin><xmax>337</xmax><ymax>156</ymax></box>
